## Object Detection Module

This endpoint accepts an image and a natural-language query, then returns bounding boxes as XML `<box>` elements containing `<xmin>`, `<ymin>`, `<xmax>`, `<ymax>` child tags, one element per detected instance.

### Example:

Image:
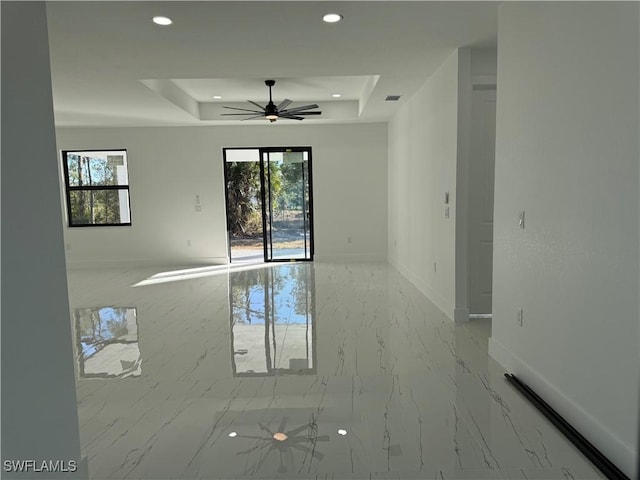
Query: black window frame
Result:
<box><xmin>61</xmin><ymin>149</ymin><xmax>132</xmax><ymax>227</ymax></box>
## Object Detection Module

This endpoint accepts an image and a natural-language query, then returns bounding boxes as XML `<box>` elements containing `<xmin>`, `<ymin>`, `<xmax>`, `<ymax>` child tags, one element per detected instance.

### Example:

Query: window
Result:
<box><xmin>62</xmin><ymin>150</ymin><xmax>132</xmax><ymax>226</ymax></box>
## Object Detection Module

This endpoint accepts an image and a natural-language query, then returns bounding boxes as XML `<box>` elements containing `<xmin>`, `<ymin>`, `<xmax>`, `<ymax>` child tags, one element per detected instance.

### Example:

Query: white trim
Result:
<box><xmin>66</xmin><ymin>256</ymin><xmax>228</xmax><ymax>270</ymax></box>
<box><xmin>388</xmin><ymin>256</ymin><xmax>454</xmax><ymax>321</ymax></box>
<box><xmin>489</xmin><ymin>337</ymin><xmax>637</xmax><ymax>478</ymax></box>
<box><xmin>314</xmin><ymin>253</ymin><xmax>386</xmax><ymax>263</ymax></box>
<box><xmin>455</xmin><ymin>48</ymin><xmax>472</xmax><ymax>328</ymax></box>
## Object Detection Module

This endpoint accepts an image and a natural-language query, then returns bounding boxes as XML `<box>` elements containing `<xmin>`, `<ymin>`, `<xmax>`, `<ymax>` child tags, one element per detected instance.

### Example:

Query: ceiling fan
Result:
<box><xmin>221</xmin><ymin>80</ymin><xmax>321</xmax><ymax>122</ymax></box>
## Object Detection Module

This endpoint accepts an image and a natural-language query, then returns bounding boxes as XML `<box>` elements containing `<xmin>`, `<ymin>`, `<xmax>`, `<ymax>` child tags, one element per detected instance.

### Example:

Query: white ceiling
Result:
<box><xmin>46</xmin><ymin>1</ymin><xmax>499</xmax><ymax>127</ymax></box>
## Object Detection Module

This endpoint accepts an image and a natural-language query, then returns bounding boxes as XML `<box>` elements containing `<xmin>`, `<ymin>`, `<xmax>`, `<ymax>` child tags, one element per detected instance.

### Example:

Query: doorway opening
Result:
<box><xmin>468</xmin><ymin>86</ymin><xmax>496</xmax><ymax>315</ymax></box>
<box><xmin>223</xmin><ymin>147</ymin><xmax>314</xmax><ymax>263</ymax></box>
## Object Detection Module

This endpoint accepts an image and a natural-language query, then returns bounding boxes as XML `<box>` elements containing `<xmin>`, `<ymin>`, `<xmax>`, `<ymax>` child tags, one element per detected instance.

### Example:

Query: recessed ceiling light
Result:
<box><xmin>338</xmin><ymin>429</ymin><xmax>348</xmax><ymax>436</ymax></box>
<box><xmin>332</xmin><ymin>93</ymin><xmax>342</xmax><ymax>98</ymax></box>
<box><xmin>152</xmin><ymin>16</ymin><xmax>173</xmax><ymax>26</ymax></box>
<box><xmin>323</xmin><ymin>13</ymin><xmax>343</xmax><ymax>23</ymax></box>
<box><xmin>213</xmin><ymin>95</ymin><xmax>223</xmax><ymax>100</ymax></box>
<box><xmin>228</xmin><ymin>432</ymin><xmax>237</xmax><ymax>438</ymax></box>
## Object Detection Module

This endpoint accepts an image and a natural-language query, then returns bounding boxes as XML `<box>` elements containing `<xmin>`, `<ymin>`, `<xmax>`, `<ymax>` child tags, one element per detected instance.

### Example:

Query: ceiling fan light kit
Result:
<box><xmin>221</xmin><ymin>80</ymin><xmax>322</xmax><ymax>123</ymax></box>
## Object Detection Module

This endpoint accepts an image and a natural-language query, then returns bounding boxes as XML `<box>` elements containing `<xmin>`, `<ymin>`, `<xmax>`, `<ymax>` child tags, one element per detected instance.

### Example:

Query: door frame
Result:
<box><xmin>222</xmin><ymin>146</ymin><xmax>315</xmax><ymax>263</ymax></box>
<box><xmin>467</xmin><ymin>86</ymin><xmax>496</xmax><ymax>315</ymax></box>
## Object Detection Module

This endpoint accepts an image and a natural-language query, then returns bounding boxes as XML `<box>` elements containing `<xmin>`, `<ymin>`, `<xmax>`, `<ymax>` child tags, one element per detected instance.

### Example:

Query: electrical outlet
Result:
<box><xmin>517</xmin><ymin>309</ymin><xmax>524</xmax><ymax>327</ymax></box>
<box><xmin>347</xmin><ymin>236</ymin><xmax>352</xmax><ymax>244</ymax></box>
<box><xmin>186</xmin><ymin>239</ymin><xmax>192</xmax><ymax>247</ymax></box>
<box><xmin>433</xmin><ymin>262</ymin><xmax>437</xmax><ymax>273</ymax></box>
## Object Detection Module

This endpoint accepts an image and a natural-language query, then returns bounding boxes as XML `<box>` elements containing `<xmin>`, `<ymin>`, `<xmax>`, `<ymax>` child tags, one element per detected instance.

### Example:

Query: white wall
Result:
<box><xmin>388</xmin><ymin>50</ymin><xmax>459</xmax><ymax>319</ymax></box>
<box><xmin>56</xmin><ymin>123</ymin><xmax>388</xmax><ymax>266</ymax></box>
<box><xmin>1</xmin><ymin>2</ymin><xmax>84</xmax><ymax>477</ymax></box>
<box><xmin>490</xmin><ymin>3</ymin><xmax>639</xmax><ymax>476</ymax></box>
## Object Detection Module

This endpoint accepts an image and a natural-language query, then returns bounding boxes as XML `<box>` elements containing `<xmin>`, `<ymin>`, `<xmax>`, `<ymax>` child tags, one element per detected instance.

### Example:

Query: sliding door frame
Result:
<box><xmin>223</xmin><ymin>146</ymin><xmax>315</xmax><ymax>263</ymax></box>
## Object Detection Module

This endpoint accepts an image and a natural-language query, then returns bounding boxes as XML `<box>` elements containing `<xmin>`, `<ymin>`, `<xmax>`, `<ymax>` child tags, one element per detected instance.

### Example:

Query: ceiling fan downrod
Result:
<box><xmin>264</xmin><ymin>80</ymin><xmax>278</xmax><ymax>121</ymax></box>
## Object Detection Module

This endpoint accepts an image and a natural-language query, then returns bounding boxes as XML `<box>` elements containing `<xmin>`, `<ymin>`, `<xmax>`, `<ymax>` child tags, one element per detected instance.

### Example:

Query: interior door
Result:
<box><xmin>263</xmin><ymin>148</ymin><xmax>313</xmax><ymax>261</ymax></box>
<box><xmin>468</xmin><ymin>87</ymin><xmax>497</xmax><ymax>314</ymax></box>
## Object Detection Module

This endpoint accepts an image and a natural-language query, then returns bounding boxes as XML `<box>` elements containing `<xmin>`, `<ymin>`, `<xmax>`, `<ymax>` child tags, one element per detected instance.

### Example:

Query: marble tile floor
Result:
<box><xmin>65</xmin><ymin>262</ymin><xmax>605</xmax><ymax>480</ymax></box>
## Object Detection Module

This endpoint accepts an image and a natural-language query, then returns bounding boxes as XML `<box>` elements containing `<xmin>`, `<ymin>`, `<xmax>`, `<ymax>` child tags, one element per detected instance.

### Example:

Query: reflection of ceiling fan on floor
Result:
<box><xmin>222</xmin><ymin>80</ymin><xmax>321</xmax><ymax>122</ymax></box>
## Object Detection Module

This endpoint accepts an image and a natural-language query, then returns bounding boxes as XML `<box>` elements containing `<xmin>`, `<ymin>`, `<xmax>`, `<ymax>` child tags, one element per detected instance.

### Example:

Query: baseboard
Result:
<box><xmin>66</xmin><ymin>256</ymin><xmax>228</xmax><ymax>270</ymax></box>
<box><xmin>314</xmin><ymin>253</ymin><xmax>386</xmax><ymax>263</ymax></box>
<box><xmin>388</xmin><ymin>256</ymin><xmax>454</xmax><ymax>321</ymax></box>
<box><xmin>489</xmin><ymin>337</ymin><xmax>637</xmax><ymax>478</ymax></box>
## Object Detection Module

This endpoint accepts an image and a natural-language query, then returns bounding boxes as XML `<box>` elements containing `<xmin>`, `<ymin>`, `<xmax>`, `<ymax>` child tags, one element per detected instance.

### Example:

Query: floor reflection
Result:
<box><xmin>229</xmin><ymin>263</ymin><xmax>315</xmax><ymax>376</ymax></box>
<box><xmin>74</xmin><ymin>306</ymin><xmax>141</xmax><ymax>378</ymax></box>
<box><xmin>230</xmin><ymin>412</ymin><xmax>329</xmax><ymax>474</ymax></box>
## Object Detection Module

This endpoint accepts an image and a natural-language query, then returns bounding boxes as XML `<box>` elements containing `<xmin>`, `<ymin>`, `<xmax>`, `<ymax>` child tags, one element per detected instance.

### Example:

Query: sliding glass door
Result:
<box><xmin>224</xmin><ymin>147</ymin><xmax>314</xmax><ymax>263</ymax></box>
<box><xmin>263</xmin><ymin>149</ymin><xmax>313</xmax><ymax>261</ymax></box>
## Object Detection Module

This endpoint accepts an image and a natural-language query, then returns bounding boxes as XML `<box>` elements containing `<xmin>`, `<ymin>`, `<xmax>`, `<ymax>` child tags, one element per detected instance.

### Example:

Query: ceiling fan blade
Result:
<box><xmin>226</xmin><ymin>84</ymin><xmax>321</xmax><ymax>122</ymax></box>
<box><xmin>222</xmin><ymin>106</ymin><xmax>264</xmax><ymax>113</ymax></box>
<box><xmin>281</xmin><ymin>104</ymin><xmax>319</xmax><ymax>113</ymax></box>
<box><xmin>247</xmin><ymin>100</ymin><xmax>266</xmax><ymax>111</ymax></box>
<box><xmin>276</xmin><ymin>99</ymin><xmax>292</xmax><ymax>110</ymax></box>
<box><xmin>279</xmin><ymin>114</ymin><xmax>305</xmax><ymax>121</ymax></box>
<box><xmin>221</xmin><ymin>113</ymin><xmax>265</xmax><ymax>116</ymax></box>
